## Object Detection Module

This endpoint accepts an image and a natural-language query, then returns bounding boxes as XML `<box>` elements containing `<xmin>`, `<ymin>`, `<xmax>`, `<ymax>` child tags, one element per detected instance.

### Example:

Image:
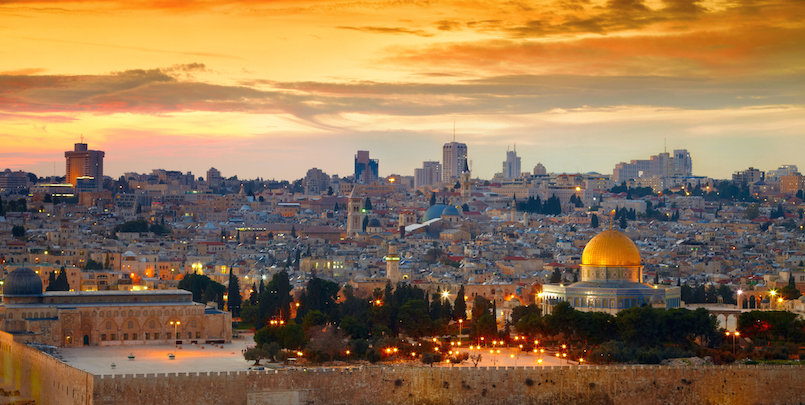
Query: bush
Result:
<box><xmin>366</xmin><ymin>348</ymin><xmax>382</xmax><ymax>363</ymax></box>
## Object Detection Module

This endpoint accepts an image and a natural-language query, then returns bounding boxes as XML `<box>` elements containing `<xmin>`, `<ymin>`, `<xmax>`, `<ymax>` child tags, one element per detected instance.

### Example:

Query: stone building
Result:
<box><xmin>541</xmin><ymin>228</ymin><xmax>681</xmax><ymax>314</ymax></box>
<box><xmin>0</xmin><ymin>267</ymin><xmax>230</xmax><ymax>347</ymax></box>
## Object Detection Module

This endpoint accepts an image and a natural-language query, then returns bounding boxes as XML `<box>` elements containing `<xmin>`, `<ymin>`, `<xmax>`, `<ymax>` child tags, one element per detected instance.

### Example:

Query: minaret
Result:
<box><xmin>346</xmin><ymin>186</ymin><xmax>363</xmax><ymax>237</ymax></box>
<box><xmin>460</xmin><ymin>159</ymin><xmax>471</xmax><ymax>201</ymax></box>
<box><xmin>386</xmin><ymin>244</ymin><xmax>401</xmax><ymax>284</ymax></box>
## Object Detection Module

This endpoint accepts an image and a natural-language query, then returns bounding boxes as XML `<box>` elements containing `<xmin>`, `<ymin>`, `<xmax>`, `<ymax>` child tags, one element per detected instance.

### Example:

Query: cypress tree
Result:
<box><xmin>453</xmin><ymin>285</ymin><xmax>466</xmax><ymax>321</ymax></box>
<box><xmin>55</xmin><ymin>267</ymin><xmax>70</xmax><ymax>291</ymax></box>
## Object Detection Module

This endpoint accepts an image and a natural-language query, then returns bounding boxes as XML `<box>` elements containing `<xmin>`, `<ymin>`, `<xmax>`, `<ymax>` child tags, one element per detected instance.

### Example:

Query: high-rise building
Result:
<box><xmin>414</xmin><ymin>161</ymin><xmax>441</xmax><ymax>189</ymax></box>
<box><xmin>442</xmin><ymin>142</ymin><xmax>467</xmax><ymax>183</ymax></box>
<box><xmin>354</xmin><ymin>151</ymin><xmax>379</xmax><ymax>184</ymax></box>
<box><xmin>672</xmin><ymin>149</ymin><xmax>692</xmax><ymax>176</ymax></box>
<box><xmin>65</xmin><ymin>142</ymin><xmax>104</xmax><ymax>192</ymax></box>
<box><xmin>766</xmin><ymin>165</ymin><xmax>799</xmax><ymax>183</ymax></box>
<box><xmin>533</xmin><ymin>163</ymin><xmax>547</xmax><ymax>176</ymax></box>
<box><xmin>502</xmin><ymin>146</ymin><xmax>521</xmax><ymax>179</ymax></box>
<box><xmin>612</xmin><ymin>149</ymin><xmax>692</xmax><ymax>183</ymax></box>
<box><xmin>304</xmin><ymin>167</ymin><xmax>330</xmax><ymax>195</ymax></box>
<box><xmin>206</xmin><ymin>167</ymin><xmax>222</xmax><ymax>187</ymax></box>
<box><xmin>733</xmin><ymin>167</ymin><xmax>764</xmax><ymax>186</ymax></box>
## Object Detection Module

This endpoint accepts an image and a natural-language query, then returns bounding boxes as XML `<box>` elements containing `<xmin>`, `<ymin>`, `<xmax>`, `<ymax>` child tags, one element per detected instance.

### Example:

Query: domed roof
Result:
<box><xmin>367</xmin><ymin>218</ymin><xmax>382</xmax><ymax>228</ymax></box>
<box><xmin>423</xmin><ymin>204</ymin><xmax>447</xmax><ymax>221</ymax></box>
<box><xmin>442</xmin><ymin>205</ymin><xmax>461</xmax><ymax>216</ymax></box>
<box><xmin>582</xmin><ymin>229</ymin><xmax>641</xmax><ymax>267</ymax></box>
<box><xmin>3</xmin><ymin>267</ymin><xmax>43</xmax><ymax>296</ymax></box>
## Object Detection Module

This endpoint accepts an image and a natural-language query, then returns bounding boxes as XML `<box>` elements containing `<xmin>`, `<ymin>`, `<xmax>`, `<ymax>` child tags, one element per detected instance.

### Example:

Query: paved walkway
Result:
<box><xmin>61</xmin><ymin>334</ymin><xmax>261</xmax><ymax>376</ymax></box>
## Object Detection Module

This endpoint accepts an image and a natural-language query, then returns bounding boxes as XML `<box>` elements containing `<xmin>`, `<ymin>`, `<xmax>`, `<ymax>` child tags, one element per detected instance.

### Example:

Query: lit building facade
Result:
<box><xmin>65</xmin><ymin>143</ymin><xmax>104</xmax><ymax>192</ymax></box>
<box><xmin>542</xmin><ymin>229</ymin><xmax>681</xmax><ymax>315</ymax></box>
<box><xmin>0</xmin><ymin>267</ymin><xmax>231</xmax><ymax>348</ymax></box>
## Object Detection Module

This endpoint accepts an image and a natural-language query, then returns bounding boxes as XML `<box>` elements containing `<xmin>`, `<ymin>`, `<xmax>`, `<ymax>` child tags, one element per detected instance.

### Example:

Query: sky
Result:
<box><xmin>0</xmin><ymin>0</ymin><xmax>803</xmax><ymax>182</ymax></box>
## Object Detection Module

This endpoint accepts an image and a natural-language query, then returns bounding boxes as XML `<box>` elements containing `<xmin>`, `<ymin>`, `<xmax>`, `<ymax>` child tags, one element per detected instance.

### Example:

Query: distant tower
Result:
<box><xmin>533</xmin><ymin>163</ymin><xmax>547</xmax><ymax>176</ymax></box>
<box><xmin>65</xmin><ymin>142</ymin><xmax>104</xmax><ymax>192</ymax></box>
<box><xmin>386</xmin><ymin>244</ymin><xmax>401</xmax><ymax>284</ymax></box>
<box><xmin>346</xmin><ymin>187</ymin><xmax>363</xmax><ymax>237</ymax></box>
<box><xmin>443</xmin><ymin>142</ymin><xmax>468</xmax><ymax>183</ymax></box>
<box><xmin>460</xmin><ymin>159</ymin><xmax>471</xmax><ymax>201</ymax></box>
<box><xmin>354</xmin><ymin>151</ymin><xmax>379</xmax><ymax>185</ymax></box>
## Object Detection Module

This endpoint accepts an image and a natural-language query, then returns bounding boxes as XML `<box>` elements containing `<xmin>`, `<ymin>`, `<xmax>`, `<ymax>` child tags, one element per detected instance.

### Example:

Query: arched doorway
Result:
<box><xmin>83</xmin><ymin>335</ymin><xmax>90</xmax><ymax>346</ymax></box>
<box><xmin>749</xmin><ymin>296</ymin><xmax>756</xmax><ymax>309</ymax></box>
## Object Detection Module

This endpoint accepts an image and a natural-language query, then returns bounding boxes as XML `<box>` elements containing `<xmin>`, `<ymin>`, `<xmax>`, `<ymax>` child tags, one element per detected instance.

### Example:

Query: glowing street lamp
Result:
<box><xmin>169</xmin><ymin>321</ymin><xmax>181</xmax><ymax>344</ymax></box>
<box><xmin>725</xmin><ymin>331</ymin><xmax>740</xmax><ymax>354</ymax></box>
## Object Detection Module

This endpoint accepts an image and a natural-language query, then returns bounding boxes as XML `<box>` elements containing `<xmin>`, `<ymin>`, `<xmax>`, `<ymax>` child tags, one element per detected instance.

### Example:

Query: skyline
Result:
<box><xmin>1</xmin><ymin>0</ymin><xmax>803</xmax><ymax>181</ymax></box>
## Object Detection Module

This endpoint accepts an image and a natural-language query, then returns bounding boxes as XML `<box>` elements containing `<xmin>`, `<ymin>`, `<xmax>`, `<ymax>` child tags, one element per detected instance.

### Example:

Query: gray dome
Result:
<box><xmin>442</xmin><ymin>205</ymin><xmax>461</xmax><ymax>216</ymax></box>
<box><xmin>367</xmin><ymin>218</ymin><xmax>382</xmax><ymax>228</ymax></box>
<box><xmin>423</xmin><ymin>204</ymin><xmax>447</xmax><ymax>221</ymax></box>
<box><xmin>4</xmin><ymin>267</ymin><xmax>43</xmax><ymax>296</ymax></box>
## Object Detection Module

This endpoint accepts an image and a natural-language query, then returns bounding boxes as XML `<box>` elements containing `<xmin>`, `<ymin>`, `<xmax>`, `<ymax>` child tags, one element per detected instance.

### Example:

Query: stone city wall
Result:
<box><xmin>92</xmin><ymin>364</ymin><xmax>805</xmax><ymax>405</ymax></box>
<box><xmin>0</xmin><ymin>331</ymin><xmax>93</xmax><ymax>405</ymax></box>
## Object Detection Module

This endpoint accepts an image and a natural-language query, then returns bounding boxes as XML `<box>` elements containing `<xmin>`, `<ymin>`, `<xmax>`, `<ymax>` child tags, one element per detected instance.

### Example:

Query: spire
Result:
<box><xmin>463</xmin><ymin>159</ymin><xmax>470</xmax><ymax>174</ymax></box>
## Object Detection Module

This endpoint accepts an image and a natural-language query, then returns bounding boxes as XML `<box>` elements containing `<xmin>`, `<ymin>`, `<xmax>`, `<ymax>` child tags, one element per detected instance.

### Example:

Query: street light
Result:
<box><xmin>169</xmin><ymin>321</ymin><xmax>181</xmax><ymax>344</ymax></box>
<box><xmin>736</xmin><ymin>290</ymin><xmax>743</xmax><ymax>308</ymax></box>
<box><xmin>725</xmin><ymin>331</ymin><xmax>740</xmax><ymax>355</ymax></box>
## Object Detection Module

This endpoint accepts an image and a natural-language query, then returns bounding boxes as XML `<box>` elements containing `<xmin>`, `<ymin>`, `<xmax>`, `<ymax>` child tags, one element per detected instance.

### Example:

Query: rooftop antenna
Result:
<box><xmin>453</xmin><ymin>121</ymin><xmax>455</xmax><ymax>142</ymax></box>
<box><xmin>514</xmin><ymin>142</ymin><xmax>516</xmax><ymax>153</ymax></box>
<box><xmin>664</xmin><ymin>137</ymin><xmax>666</xmax><ymax>153</ymax></box>
<box><xmin>80</xmin><ymin>134</ymin><xmax>84</xmax><ymax>143</ymax></box>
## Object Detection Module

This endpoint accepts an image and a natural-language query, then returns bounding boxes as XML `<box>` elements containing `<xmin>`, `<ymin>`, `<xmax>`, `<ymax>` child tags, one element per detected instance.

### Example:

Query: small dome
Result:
<box><xmin>423</xmin><ymin>204</ymin><xmax>447</xmax><ymax>221</ymax></box>
<box><xmin>122</xmin><ymin>251</ymin><xmax>136</xmax><ymax>257</ymax></box>
<box><xmin>582</xmin><ymin>229</ymin><xmax>641</xmax><ymax>267</ymax></box>
<box><xmin>442</xmin><ymin>205</ymin><xmax>461</xmax><ymax>216</ymax></box>
<box><xmin>3</xmin><ymin>267</ymin><xmax>43</xmax><ymax>296</ymax></box>
<box><xmin>240</xmin><ymin>205</ymin><xmax>252</xmax><ymax>211</ymax></box>
<box><xmin>367</xmin><ymin>218</ymin><xmax>382</xmax><ymax>228</ymax></box>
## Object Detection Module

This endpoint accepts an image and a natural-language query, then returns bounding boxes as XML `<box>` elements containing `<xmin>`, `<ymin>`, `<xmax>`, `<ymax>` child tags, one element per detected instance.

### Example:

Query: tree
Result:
<box><xmin>745</xmin><ymin>204</ymin><xmax>760</xmax><ymax>220</ymax></box>
<box><xmin>362</xmin><ymin>216</ymin><xmax>369</xmax><ymax>232</ymax></box>
<box><xmin>178</xmin><ymin>273</ymin><xmax>226</xmax><ymax>306</ymax></box>
<box><xmin>590</xmin><ymin>214</ymin><xmax>599</xmax><ymax>228</ymax></box>
<box><xmin>244</xmin><ymin>348</ymin><xmax>271</xmax><ymax>365</ymax></box>
<box><xmin>453</xmin><ymin>285</ymin><xmax>466</xmax><ymax>321</ymax></box>
<box><xmin>462</xmin><ymin>203</ymin><xmax>469</xmax><ymax>212</ymax></box>
<box><xmin>398</xmin><ymin>299</ymin><xmax>431</xmax><ymax>338</ymax></box>
<box><xmin>84</xmin><ymin>259</ymin><xmax>103</xmax><ymax>270</ymax></box>
<box><xmin>227</xmin><ymin>268</ymin><xmax>243</xmax><ymax>317</ymax></box>
<box><xmin>364</xmin><ymin>197</ymin><xmax>372</xmax><ymax>211</ymax></box>
<box><xmin>45</xmin><ymin>271</ymin><xmax>58</xmax><ymax>291</ymax></box>
<box><xmin>307</xmin><ymin>326</ymin><xmax>347</xmax><ymax>362</ymax></box>
<box><xmin>549</xmin><ymin>268</ymin><xmax>562</xmax><ymax>284</ymax></box>
<box><xmin>11</xmin><ymin>225</ymin><xmax>25</xmax><ymax>238</ymax></box>
<box><xmin>429</xmin><ymin>192</ymin><xmax>436</xmax><ymax>207</ymax></box>
<box><xmin>54</xmin><ymin>268</ymin><xmax>70</xmax><ymax>291</ymax></box>
<box><xmin>619</xmin><ymin>215</ymin><xmax>627</xmax><ymax>229</ymax></box>
<box><xmin>327</xmin><ymin>186</ymin><xmax>334</xmax><ymax>195</ymax></box>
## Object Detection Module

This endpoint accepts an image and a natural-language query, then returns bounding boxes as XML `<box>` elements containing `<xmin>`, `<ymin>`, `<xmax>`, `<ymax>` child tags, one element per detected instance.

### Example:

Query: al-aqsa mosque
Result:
<box><xmin>541</xmin><ymin>228</ymin><xmax>681</xmax><ymax>314</ymax></box>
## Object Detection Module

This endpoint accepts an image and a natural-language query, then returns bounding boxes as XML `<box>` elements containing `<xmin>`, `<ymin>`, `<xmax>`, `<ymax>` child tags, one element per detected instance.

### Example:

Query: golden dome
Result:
<box><xmin>582</xmin><ymin>229</ymin><xmax>641</xmax><ymax>267</ymax></box>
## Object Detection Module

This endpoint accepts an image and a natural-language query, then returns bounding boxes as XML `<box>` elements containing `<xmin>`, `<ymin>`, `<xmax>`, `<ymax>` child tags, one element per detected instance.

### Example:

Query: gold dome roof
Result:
<box><xmin>582</xmin><ymin>228</ymin><xmax>641</xmax><ymax>267</ymax></box>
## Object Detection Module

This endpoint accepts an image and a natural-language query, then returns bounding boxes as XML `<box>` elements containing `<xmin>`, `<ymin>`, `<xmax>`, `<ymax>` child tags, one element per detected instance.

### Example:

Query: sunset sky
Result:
<box><xmin>1</xmin><ymin>0</ymin><xmax>803</xmax><ymax>181</ymax></box>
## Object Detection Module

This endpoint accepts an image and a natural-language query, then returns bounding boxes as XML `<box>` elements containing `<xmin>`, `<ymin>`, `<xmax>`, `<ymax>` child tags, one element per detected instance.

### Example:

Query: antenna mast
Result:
<box><xmin>453</xmin><ymin>121</ymin><xmax>455</xmax><ymax>142</ymax></box>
